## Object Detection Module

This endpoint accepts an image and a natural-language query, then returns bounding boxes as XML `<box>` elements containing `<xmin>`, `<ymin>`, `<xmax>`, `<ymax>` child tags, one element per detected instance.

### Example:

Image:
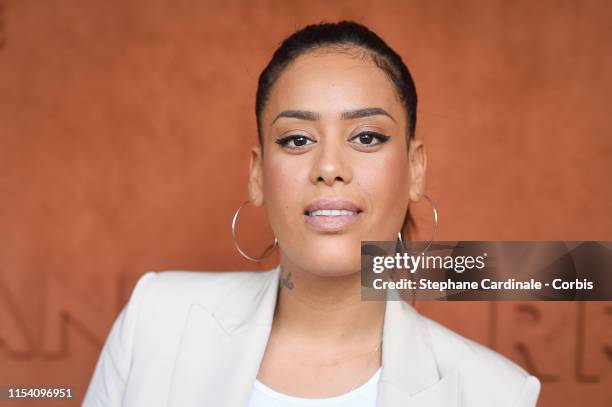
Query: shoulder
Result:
<box><xmin>83</xmin><ymin>269</ymin><xmax>278</xmax><ymax>406</ymax></box>
<box><xmin>123</xmin><ymin>267</ymin><xmax>280</xmax><ymax>357</ymax></box>
<box><xmin>130</xmin><ymin>267</ymin><xmax>279</xmax><ymax>314</ymax></box>
<box><xmin>419</xmin><ymin>313</ymin><xmax>541</xmax><ymax>406</ymax></box>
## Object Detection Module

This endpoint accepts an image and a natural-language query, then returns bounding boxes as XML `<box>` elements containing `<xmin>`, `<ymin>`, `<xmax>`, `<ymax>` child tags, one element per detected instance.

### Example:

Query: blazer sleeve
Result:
<box><xmin>81</xmin><ymin>272</ymin><xmax>157</xmax><ymax>407</ymax></box>
<box><xmin>512</xmin><ymin>375</ymin><xmax>541</xmax><ymax>407</ymax></box>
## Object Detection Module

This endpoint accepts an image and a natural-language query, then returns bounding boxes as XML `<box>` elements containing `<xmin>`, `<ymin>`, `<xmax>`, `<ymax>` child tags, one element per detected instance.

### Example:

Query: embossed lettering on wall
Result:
<box><xmin>0</xmin><ymin>272</ymin><xmax>129</xmax><ymax>359</ymax></box>
<box><xmin>499</xmin><ymin>302</ymin><xmax>612</xmax><ymax>383</ymax></box>
<box><xmin>0</xmin><ymin>271</ymin><xmax>610</xmax><ymax>384</ymax></box>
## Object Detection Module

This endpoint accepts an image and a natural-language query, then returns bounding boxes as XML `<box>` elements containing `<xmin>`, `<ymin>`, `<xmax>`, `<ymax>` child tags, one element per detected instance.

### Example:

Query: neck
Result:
<box><xmin>272</xmin><ymin>255</ymin><xmax>386</xmax><ymax>351</ymax></box>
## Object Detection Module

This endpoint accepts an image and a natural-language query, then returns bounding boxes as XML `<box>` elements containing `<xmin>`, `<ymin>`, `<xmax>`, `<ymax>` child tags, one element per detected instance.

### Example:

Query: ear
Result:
<box><xmin>248</xmin><ymin>145</ymin><xmax>264</xmax><ymax>206</ymax></box>
<box><xmin>408</xmin><ymin>139</ymin><xmax>427</xmax><ymax>202</ymax></box>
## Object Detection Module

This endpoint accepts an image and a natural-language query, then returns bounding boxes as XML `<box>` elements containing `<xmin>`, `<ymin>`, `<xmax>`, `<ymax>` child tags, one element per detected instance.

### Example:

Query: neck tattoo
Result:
<box><xmin>280</xmin><ymin>270</ymin><xmax>294</xmax><ymax>289</ymax></box>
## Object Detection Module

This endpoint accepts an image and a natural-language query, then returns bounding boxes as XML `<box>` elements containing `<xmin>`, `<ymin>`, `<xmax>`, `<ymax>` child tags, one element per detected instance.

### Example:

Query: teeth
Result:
<box><xmin>309</xmin><ymin>209</ymin><xmax>356</xmax><ymax>216</ymax></box>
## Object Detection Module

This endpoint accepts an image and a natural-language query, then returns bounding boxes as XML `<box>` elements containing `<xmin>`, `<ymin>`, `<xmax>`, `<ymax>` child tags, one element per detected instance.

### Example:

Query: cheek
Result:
<box><xmin>261</xmin><ymin>154</ymin><xmax>308</xmax><ymax>234</ymax></box>
<box><xmin>357</xmin><ymin>149</ymin><xmax>410</xmax><ymax>231</ymax></box>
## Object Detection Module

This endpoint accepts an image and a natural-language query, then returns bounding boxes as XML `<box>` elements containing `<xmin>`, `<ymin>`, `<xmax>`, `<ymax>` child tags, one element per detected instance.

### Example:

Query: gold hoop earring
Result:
<box><xmin>231</xmin><ymin>200</ymin><xmax>277</xmax><ymax>262</ymax></box>
<box><xmin>398</xmin><ymin>193</ymin><xmax>439</xmax><ymax>254</ymax></box>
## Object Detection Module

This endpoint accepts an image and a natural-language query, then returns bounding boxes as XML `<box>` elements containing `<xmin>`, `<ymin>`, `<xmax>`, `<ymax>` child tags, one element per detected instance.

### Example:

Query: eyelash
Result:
<box><xmin>275</xmin><ymin>131</ymin><xmax>390</xmax><ymax>149</ymax></box>
<box><xmin>350</xmin><ymin>131</ymin><xmax>391</xmax><ymax>146</ymax></box>
<box><xmin>275</xmin><ymin>135</ymin><xmax>315</xmax><ymax>149</ymax></box>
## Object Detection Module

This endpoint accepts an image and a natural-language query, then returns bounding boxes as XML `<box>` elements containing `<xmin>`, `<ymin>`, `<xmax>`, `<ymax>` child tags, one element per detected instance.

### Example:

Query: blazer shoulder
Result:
<box><xmin>83</xmin><ymin>268</ymin><xmax>280</xmax><ymax>406</ymax></box>
<box><xmin>421</xmin><ymin>315</ymin><xmax>541</xmax><ymax>406</ymax></box>
<box><xmin>141</xmin><ymin>268</ymin><xmax>278</xmax><ymax>313</ymax></box>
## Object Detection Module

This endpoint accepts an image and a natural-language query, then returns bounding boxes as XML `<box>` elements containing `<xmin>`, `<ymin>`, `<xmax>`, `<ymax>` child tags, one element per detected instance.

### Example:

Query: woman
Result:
<box><xmin>83</xmin><ymin>21</ymin><xmax>541</xmax><ymax>407</ymax></box>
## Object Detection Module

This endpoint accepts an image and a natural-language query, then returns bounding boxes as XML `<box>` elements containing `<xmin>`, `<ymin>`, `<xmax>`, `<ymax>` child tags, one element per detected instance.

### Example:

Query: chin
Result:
<box><xmin>298</xmin><ymin>236</ymin><xmax>363</xmax><ymax>277</ymax></box>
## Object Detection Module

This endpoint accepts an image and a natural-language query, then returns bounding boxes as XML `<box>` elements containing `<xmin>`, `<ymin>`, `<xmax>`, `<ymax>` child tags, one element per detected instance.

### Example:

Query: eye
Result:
<box><xmin>275</xmin><ymin>135</ymin><xmax>316</xmax><ymax>149</ymax></box>
<box><xmin>349</xmin><ymin>131</ymin><xmax>390</xmax><ymax>146</ymax></box>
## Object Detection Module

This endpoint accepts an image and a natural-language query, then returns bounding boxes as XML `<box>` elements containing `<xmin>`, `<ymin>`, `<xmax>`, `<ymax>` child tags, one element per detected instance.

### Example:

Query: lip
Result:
<box><xmin>303</xmin><ymin>198</ymin><xmax>363</xmax><ymax>233</ymax></box>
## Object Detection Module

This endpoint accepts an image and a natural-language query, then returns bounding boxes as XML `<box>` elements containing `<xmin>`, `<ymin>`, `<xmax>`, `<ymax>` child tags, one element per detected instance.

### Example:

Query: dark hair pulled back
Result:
<box><xmin>255</xmin><ymin>20</ymin><xmax>418</xmax><ymax>146</ymax></box>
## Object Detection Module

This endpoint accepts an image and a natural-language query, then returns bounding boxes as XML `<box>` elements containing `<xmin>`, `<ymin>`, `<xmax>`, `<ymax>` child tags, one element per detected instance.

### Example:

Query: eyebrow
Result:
<box><xmin>341</xmin><ymin>107</ymin><xmax>395</xmax><ymax>122</ymax></box>
<box><xmin>271</xmin><ymin>107</ymin><xmax>395</xmax><ymax>125</ymax></box>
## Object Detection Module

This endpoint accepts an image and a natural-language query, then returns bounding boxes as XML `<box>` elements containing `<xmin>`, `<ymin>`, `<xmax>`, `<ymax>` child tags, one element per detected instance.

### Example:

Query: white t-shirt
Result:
<box><xmin>246</xmin><ymin>367</ymin><xmax>382</xmax><ymax>407</ymax></box>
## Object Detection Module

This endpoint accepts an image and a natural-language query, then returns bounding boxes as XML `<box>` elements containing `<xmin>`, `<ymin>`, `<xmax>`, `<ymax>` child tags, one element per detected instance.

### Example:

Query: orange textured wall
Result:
<box><xmin>0</xmin><ymin>0</ymin><xmax>610</xmax><ymax>406</ymax></box>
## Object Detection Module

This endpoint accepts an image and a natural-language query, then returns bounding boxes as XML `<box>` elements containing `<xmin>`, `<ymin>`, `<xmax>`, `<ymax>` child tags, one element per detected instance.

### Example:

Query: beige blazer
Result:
<box><xmin>82</xmin><ymin>265</ymin><xmax>541</xmax><ymax>407</ymax></box>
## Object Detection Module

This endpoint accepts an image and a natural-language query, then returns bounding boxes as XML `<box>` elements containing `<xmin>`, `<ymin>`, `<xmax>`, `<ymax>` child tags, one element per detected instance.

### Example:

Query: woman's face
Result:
<box><xmin>250</xmin><ymin>48</ymin><xmax>426</xmax><ymax>276</ymax></box>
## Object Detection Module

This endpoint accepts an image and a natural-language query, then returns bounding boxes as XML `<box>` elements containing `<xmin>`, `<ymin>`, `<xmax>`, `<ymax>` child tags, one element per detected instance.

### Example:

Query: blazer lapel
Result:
<box><xmin>378</xmin><ymin>291</ymin><xmax>458</xmax><ymax>407</ymax></box>
<box><xmin>165</xmin><ymin>266</ymin><xmax>281</xmax><ymax>407</ymax></box>
<box><xmin>165</xmin><ymin>268</ymin><xmax>456</xmax><ymax>407</ymax></box>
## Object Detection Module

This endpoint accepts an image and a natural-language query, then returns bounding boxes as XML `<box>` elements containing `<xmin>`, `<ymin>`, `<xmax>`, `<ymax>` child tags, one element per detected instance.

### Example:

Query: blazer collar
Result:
<box><xmin>165</xmin><ymin>265</ymin><xmax>451</xmax><ymax>407</ymax></box>
<box><xmin>379</xmin><ymin>289</ymin><xmax>440</xmax><ymax>397</ymax></box>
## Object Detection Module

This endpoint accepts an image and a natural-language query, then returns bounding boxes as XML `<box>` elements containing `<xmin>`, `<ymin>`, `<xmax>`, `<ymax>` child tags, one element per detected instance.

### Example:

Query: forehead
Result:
<box><xmin>264</xmin><ymin>49</ymin><xmax>403</xmax><ymax>119</ymax></box>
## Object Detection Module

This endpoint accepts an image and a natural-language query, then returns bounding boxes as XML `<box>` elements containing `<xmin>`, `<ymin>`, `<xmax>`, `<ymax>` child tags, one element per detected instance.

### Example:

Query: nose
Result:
<box><xmin>309</xmin><ymin>136</ymin><xmax>353</xmax><ymax>186</ymax></box>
